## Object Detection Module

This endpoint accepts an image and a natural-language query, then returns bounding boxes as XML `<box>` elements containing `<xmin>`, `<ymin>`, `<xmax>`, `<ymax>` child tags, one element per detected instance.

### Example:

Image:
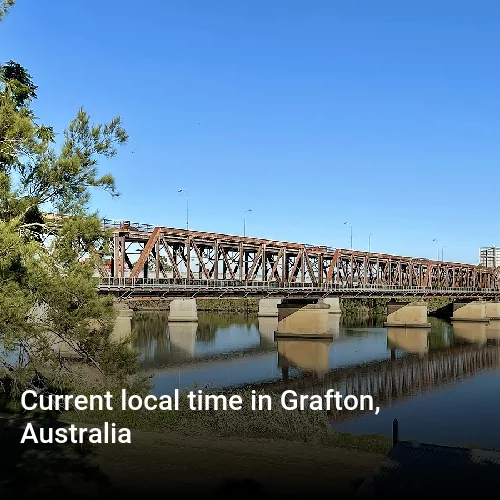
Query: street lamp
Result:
<box><xmin>344</xmin><ymin>222</ymin><xmax>352</xmax><ymax>249</ymax></box>
<box><xmin>178</xmin><ymin>189</ymin><xmax>189</xmax><ymax>230</ymax></box>
<box><xmin>441</xmin><ymin>245</ymin><xmax>447</xmax><ymax>262</ymax></box>
<box><xmin>432</xmin><ymin>239</ymin><xmax>439</xmax><ymax>261</ymax></box>
<box><xmin>244</xmin><ymin>209</ymin><xmax>252</xmax><ymax>237</ymax></box>
<box><xmin>369</xmin><ymin>233</ymin><xmax>374</xmax><ymax>253</ymax></box>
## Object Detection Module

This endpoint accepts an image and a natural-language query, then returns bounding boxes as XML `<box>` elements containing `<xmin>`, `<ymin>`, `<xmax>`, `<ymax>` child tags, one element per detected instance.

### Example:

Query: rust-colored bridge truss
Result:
<box><xmin>97</xmin><ymin>220</ymin><xmax>500</xmax><ymax>298</ymax></box>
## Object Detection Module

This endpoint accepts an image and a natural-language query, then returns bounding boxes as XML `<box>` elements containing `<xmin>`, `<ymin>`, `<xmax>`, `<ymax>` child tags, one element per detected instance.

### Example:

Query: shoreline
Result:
<box><xmin>128</xmin><ymin>297</ymin><xmax>454</xmax><ymax>317</ymax></box>
<box><xmin>0</xmin><ymin>413</ymin><xmax>384</xmax><ymax>495</ymax></box>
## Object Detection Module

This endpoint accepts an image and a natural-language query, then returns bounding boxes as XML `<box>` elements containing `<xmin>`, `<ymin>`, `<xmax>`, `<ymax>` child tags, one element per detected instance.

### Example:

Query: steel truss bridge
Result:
<box><xmin>93</xmin><ymin>220</ymin><xmax>500</xmax><ymax>298</ymax></box>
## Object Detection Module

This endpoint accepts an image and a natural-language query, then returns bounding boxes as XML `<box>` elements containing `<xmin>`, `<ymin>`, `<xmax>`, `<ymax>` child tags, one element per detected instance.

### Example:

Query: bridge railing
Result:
<box><xmin>97</xmin><ymin>277</ymin><xmax>499</xmax><ymax>293</ymax></box>
<box><xmin>102</xmin><ymin>219</ymin><xmax>155</xmax><ymax>232</ymax></box>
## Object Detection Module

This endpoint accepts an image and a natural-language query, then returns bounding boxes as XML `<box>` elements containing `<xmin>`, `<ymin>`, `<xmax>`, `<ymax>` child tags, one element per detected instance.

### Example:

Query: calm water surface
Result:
<box><xmin>132</xmin><ymin>312</ymin><xmax>500</xmax><ymax>450</ymax></box>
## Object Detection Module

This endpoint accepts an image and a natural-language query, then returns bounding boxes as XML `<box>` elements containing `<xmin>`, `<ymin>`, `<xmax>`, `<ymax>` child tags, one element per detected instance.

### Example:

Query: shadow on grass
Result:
<box><xmin>357</xmin><ymin>440</ymin><xmax>500</xmax><ymax>495</ymax></box>
<box><xmin>0</xmin><ymin>374</ymin><xmax>111</xmax><ymax>498</ymax></box>
<box><xmin>0</xmin><ymin>414</ymin><xmax>111</xmax><ymax>497</ymax></box>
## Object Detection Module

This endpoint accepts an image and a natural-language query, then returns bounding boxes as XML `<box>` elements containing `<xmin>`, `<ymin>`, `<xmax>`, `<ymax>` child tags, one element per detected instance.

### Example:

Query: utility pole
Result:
<box><xmin>244</xmin><ymin>209</ymin><xmax>252</xmax><ymax>237</ymax></box>
<box><xmin>178</xmin><ymin>189</ymin><xmax>189</xmax><ymax>230</ymax></box>
<box><xmin>344</xmin><ymin>222</ymin><xmax>352</xmax><ymax>249</ymax></box>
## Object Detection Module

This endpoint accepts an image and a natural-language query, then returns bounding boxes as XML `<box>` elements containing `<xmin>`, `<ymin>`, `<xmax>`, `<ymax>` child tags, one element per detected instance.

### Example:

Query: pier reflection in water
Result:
<box><xmin>132</xmin><ymin>312</ymin><xmax>500</xmax><ymax>450</ymax></box>
<box><xmin>278</xmin><ymin>338</ymin><xmax>332</xmax><ymax>381</ymax></box>
<box><xmin>258</xmin><ymin>317</ymin><xmax>278</xmax><ymax>345</ymax></box>
<box><xmin>452</xmin><ymin>321</ymin><xmax>488</xmax><ymax>346</ymax></box>
<box><xmin>387</xmin><ymin>327</ymin><xmax>430</xmax><ymax>357</ymax></box>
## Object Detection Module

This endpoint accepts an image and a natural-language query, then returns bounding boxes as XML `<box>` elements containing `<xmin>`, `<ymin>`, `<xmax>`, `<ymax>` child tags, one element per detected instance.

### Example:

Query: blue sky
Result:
<box><xmin>1</xmin><ymin>0</ymin><xmax>499</xmax><ymax>264</ymax></box>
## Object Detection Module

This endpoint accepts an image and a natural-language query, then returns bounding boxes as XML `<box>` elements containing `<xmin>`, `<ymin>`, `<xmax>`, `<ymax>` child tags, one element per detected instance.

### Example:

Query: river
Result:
<box><xmin>131</xmin><ymin>311</ymin><xmax>500</xmax><ymax>450</ymax></box>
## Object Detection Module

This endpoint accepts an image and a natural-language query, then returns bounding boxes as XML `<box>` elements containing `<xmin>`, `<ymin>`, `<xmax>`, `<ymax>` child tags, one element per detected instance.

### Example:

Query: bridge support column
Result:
<box><xmin>384</xmin><ymin>302</ymin><xmax>430</xmax><ymax>328</ymax></box>
<box><xmin>328</xmin><ymin>314</ymin><xmax>341</xmax><ymax>338</ymax></box>
<box><xmin>112</xmin><ymin>301</ymin><xmax>133</xmax><ymax>341</ymax></box>
<box><xmin>485</xmin><ymin>301</ymin><xmax>500</xmax><ymax>320</ymax></box>
<box><xmin>275</xmin><ymin>299</ymin><xmax>330</xmax><ymax>338</ymax></box>
<box><xmin>258</xmin><ymin>298</ymin><xmax>282</xmax><ymax>317</ymax></box>
<box><xmin>168</xmin><ymin>298</ymin><xmax>198</xmax><ymax>322</ymax></box>
<box><xmin>323</xmin><ymin>297</ymin><xmax>341</xmax><ymax>314</ymax></box>
<box><xmin>452</xmin><ymin>301</ymin><xmax>489</xmax><ymax>322</ymax></box>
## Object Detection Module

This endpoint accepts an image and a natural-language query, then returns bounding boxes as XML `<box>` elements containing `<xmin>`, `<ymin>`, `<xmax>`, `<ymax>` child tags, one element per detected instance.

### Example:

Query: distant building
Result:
<box><xmin>479</xmin><ymin>246</ymin><xmax>500</xmax><ymax>268</ymax></box>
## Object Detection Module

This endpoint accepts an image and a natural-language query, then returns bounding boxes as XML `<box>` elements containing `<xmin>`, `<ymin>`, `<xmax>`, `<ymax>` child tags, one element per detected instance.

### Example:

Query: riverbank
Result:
<box><xmin>128</xmin><ymin>296</ymin><xmax>453</xmax><ymax>316</ymax></box>
<box><xmin>128</xmin><ymin>297</ymin><xmax>260</xmax><ymax>312</ymax></box>
<box><xmin>0</xmin><ymin>383</ymin><xmax>392</xmax><ymax>456</ymax></box>
<box><xmin>0</xmin><ymin>413</ymin><xmax>384</xmax><ymax>496</ymax></box>
<box><xmin>58</xmin><ymin>388</ymin><xmax>392</xmax><ymax>455</ymax></box>
<box><xmin>93</xmin><ymin>427</ymin><xmax>385</xmax><ymax>495</ymax></box>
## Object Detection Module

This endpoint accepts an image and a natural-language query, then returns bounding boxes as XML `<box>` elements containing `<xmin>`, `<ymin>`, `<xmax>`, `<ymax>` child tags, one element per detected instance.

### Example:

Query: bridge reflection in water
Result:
<box><xmin>261</xmin><ymin>319</ymin><xmax>500</xmax><ymax>423</ymax></box>
<box><xmin>130</xmin><ymin>313</ymin><xmax>500</xmax><ymax>424</ymax></box>
<box><xmin>452</xmin><ymin>321</ymin><xmax>488</xmax><ymax>345</ymax></box>
<box><xmin>387</xmin><ymin>327</ymin><xmax>430</xmax><ymax>357</ymax></box>
<box><xmin>278</xmin><ymin>339</ymin><xmax>332</xmax><ymax>381</ymax></box>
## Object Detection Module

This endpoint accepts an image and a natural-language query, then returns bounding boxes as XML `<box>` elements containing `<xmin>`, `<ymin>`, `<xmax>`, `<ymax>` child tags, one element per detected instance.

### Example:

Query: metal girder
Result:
<box><xmin>103</xmin><ymin>225</ymin><xmax>499</xmax><ymax>290</ymax></box>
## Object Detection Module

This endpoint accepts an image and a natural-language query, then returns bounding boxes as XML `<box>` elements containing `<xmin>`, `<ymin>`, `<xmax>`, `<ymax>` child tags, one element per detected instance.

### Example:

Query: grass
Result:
<box><xmin>57</xmin><ymin>387</ymin><xmax>392</xmax><ymax>455</ymax></box>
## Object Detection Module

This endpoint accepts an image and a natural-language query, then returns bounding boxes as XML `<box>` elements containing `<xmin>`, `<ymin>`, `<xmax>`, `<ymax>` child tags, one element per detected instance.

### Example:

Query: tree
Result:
<box><xmin>0</xmin><ymin>4</ymin><xmax>144</xmax><ymax>400</ymax></box>
<box><xmin>0</xmin><ymin>0</ymin><xmax>14</xmax><ymax>23</ymax></box>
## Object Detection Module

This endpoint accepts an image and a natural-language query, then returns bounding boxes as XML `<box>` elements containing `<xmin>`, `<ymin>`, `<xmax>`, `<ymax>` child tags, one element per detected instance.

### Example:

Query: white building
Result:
<box><xmin>479</xmin><ymin>246</ymin><xmax>500</xmax><ymax>268</ymax></box>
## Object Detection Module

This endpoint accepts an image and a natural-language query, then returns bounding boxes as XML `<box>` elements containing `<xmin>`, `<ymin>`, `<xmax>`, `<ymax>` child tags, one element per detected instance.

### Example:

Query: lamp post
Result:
<box><xmin>369</xmin><ymin>233</ymin><xmax>374</xmax><ymax>253</ymax></box>
<box><xmin>244</xmin><ymin>209</ymin><xmax>252</xmax><ymax>237</ymax></box>
<box><xmin>432</xmin><ymin>239</ymin><xmax>439</xmax><ymax>261</ymax></box>
<box><xmin>177</xmin><ymin>189</ymin><xmax>188</xmax><ymax>230</ymax></box>
<box><xmin>441</xmin><ymin>245</ymin><xmax>447</xmax><ymax>262</ymax></box>
<box><xmin>344</xmin><ymin>222</ymin><xmax>352</xmax><ymax>249</ymax></box>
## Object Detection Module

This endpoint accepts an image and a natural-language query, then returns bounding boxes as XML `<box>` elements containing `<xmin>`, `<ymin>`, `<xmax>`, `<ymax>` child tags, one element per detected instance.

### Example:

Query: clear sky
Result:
<box><xmin>1</xmin><ymin>1</ymin><xmax>499</xmax><ymax>264</ymax></box>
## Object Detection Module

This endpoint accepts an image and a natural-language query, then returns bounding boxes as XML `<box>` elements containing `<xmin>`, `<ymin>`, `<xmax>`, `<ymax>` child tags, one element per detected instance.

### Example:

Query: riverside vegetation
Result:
<box><xmin>0</xmin><ymin>2</ymin><xmax>390</xmax><ymax>455</ymax></box>
<box><xmin>0</xmin><ymin>0</ymin><xmax>147</xmax><ymax>423</ymax></box>
<box><xmin>129</xmin><ymin>297</ymin><xmax>453</xmax><ymax>316</ymax></box>
<box><xmin>1</xmin><ymin>385</ymin><xmax>392</xmax><ymax>454</ymax></box>
<box><xmin>0</xmin><ymin>2</ymin><xmax>402</xmax><ymax>461</ymax></box>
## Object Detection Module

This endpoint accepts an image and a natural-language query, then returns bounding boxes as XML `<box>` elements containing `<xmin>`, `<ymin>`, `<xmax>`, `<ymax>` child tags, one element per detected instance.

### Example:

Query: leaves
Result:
<box><xmin>0</xmin><ymin>0</ymin><xmax>15</xmax><ymax>23</ymax></box>
<box><xmin>0</xmin><ymin>53</ymin><xmax>136</xmax><ymax>393</ymax></box>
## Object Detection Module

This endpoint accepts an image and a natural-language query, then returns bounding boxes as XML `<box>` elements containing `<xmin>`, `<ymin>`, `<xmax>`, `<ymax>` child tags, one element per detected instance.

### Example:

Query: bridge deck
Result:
<box><xmin>98</xmin><ymin>278</ymin><xmax>500</xmax><ymax>298</ymax></box>
<box><xmin>357</xmin><ymin>440</ymin><xmax>500</xmax><ymax>494</ymax></box>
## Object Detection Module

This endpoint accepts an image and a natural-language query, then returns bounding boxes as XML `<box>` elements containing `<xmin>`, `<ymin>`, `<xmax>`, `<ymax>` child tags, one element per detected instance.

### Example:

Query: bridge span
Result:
<box><xmin>99</xmin><ymin>278</ymin><xmax>500</xmax><ymax>299</ymax></box>
<box><xmin>95</xmin><ymin>220</ymin><xmax>500</xmax><ymax>298</ymax></box>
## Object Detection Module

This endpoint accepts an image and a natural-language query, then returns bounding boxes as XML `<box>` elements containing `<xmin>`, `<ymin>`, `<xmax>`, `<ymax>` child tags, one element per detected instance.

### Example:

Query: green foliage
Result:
<box><xmin>0</xmin><ymin>2</ymin><xmax>141</xmax><ymax>397</ymax></box>
<box><xmin>0</xmin><ymin>0</ymin><xmax>14</xmax><ymax>22</ymax></box>
<box><xmin>61</xmin><ymin>387</ymin><xmax>392</xmax><ymax>455</ymax></box>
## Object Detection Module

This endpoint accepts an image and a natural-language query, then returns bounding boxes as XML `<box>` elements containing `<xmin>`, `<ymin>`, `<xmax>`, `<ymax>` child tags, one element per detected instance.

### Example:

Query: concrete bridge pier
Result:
<box><xmin>328</xmin><ymin>314</ymin><xmax>341</xmax><ymax>338</ymax></box>
<box><xmin>168</xmin><ymin>298</ymin><xmax>198</xmax><ymax>322</ymax></box>
<box><xmin>112</xmin><ymin>301</ymin><xmax>133</xmax><ymax>341</ymax></box>
<box><xmin>51</xmin><ymin>301</ymin><xmax>133</xmax><ymax>358</ymax></box>
<box><xmin>323</xmin><ymin>297</ymin><xmax>342</xmax><ymax>314</ymax></box>
<box><xmin>384</xmin><ymin>302</ymin><xmax>430</xmax><ymax>328</ymax></box>
<box><xmin>258</xmin><ymin>298</ymin><xmax>282</xmax><ymax>317</ymax></box>
<box><xmin>275</xmin><ymin>298</ymin><xmax>330</xmax><ymax>338</ymax></box>
<box><xmin>452</xmin><ymin>301</ymin><xmax>489</xmax><ymax>322</ymax></box>
<box><xmin>387</xmin><ymin>327</ymin><xmax>430</xmax><ymax>357</ymax></box>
